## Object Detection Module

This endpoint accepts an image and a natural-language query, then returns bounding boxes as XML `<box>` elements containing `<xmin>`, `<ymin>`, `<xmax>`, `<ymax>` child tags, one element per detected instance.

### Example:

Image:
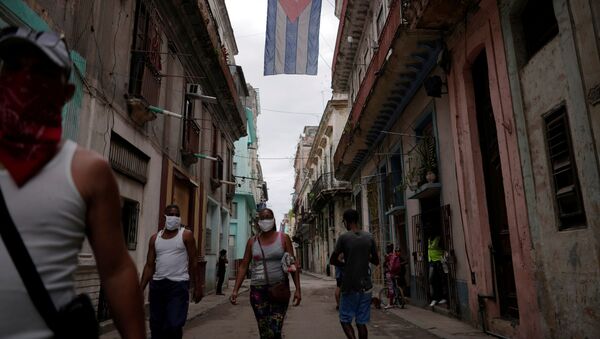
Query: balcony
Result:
<box><xmin>333</xmin><ymin>0</ymin><xmax>441</xmax><ymax>180</ymax></box>
<box><xmin>406</xmin><ymin>0</ymin><xmax>474</xmax><ymax>30</ymax></box>
<box><xmin>308</xmin><ymin>172</ymin><xmax>351</xmax><ymax>210</ymax></box>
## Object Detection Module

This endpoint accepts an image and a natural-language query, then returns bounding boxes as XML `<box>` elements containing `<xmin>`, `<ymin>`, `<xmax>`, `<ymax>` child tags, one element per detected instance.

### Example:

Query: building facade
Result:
<box><xmin>326</xmin><ymin>0</ymin><xmax>600</xmax><ymax>338</ymax></box>
<box><xmin>0</xmin><ymin>0</ymin><xmax>247</xmax><ymax>322</ymax></box>
<box><xmin>498</xmin><ymin>0</ymin><xmax>600</xmax><ymax>337</ymax></box>
<box><xmin>230</xmin><ymin>84</ymin><xmax>266</xmax><ymax>280</ymax></box>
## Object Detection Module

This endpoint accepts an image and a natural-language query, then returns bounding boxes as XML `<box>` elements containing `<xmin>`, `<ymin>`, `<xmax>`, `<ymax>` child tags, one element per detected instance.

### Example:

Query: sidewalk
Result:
<box><xmin>99</xmin><ymin>280</ymin><xmax>250</xmax><ymax>338</ymax></box>
<box><xmin>302</xmin><ymin>270</ymin><xmax>491</xmax><ymax>339</ymax></box>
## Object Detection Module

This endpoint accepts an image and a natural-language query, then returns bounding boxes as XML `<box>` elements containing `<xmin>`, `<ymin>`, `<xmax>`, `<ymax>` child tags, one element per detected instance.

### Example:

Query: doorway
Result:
<box><xmin>472</xmin><ymin>51</ymin><xmax>519</xmax><ymax>319</ymax></box>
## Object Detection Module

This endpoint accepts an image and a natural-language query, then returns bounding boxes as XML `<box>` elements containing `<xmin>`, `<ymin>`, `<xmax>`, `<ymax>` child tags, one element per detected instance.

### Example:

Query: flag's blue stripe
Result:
<box><xmin>307</xmin><ymin>0</ymin><xmax>321</xmax><ymax>75</ymax></box>
<box><xmin>264</xmin><ymin>0</ymin><xmax>278</xmax><ymax>75</ymax></box>
<box><xmin>284</xmin><ymin>17</ymin><xmax>299</xmax><ymax>74</ymax></box>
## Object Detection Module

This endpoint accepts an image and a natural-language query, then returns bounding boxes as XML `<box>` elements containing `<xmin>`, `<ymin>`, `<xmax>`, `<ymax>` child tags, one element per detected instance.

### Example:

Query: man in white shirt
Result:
<box><xmin>141</xmin><ymin>204</ymin><xmax>202</xmax><ymax>339</ymax></box>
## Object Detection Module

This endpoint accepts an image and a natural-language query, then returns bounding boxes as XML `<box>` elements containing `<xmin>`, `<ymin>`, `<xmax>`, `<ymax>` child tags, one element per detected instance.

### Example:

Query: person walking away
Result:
<box><xmin>330</xmin><ymin>209</ymin><xmax>380</xmax><ymax>339</ymax></box>
<box><xmin>230</xmin><ymin>208</ymin><xmax>302</xmax><ymax>339</ymax></box>
<box><xmin>140</xmin><ymin>204</ymin><xmax>202</xmax><ymax>339</ymax></box>
<box><xmin>216</xmin><ymin>249</ymin><xmax>228</xmax><ymax>295</ymax></box>
<box><xmin>428</xmin><ymin>233</ymin><xmax>447</xmax><ymax>306</ymax></box>
<box><xmin>0</xmin><ymin>26</ymin><xmax>145</xmax><ymax>338</ymax></box>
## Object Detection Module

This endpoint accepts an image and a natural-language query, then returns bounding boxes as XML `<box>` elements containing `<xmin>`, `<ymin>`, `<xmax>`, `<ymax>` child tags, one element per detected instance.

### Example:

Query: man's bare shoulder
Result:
<box><xmin>72</xmin><ymin>146</ymin><xmax>115</xmax><ymax>200</ymax></box>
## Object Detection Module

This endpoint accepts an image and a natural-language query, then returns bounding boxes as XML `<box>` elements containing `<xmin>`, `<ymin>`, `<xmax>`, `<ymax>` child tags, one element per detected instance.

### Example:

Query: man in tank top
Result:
<box><xmin>140</xmin><ymin>204</ymin><xmax>201</xmax><ymax>339</ymax></box>
<box><xmin>0</xmin><ymin>26</ymin><xmax>145</xmax><ymax>338</ymax></box>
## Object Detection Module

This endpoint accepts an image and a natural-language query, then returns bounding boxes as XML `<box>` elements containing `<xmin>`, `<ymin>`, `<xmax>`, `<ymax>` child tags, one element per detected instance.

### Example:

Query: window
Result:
<box><xmin>232</xmin><ymin>202</ymin><xmax>238</xmax><ymax>219</ymax></box>
<box><xmin>521</xmin><ymin>0</ymin><xmax>558</xmax><ymax>59</ymax></box>
<box><xmin>109</xmin><ymin>132</ymin><xmax>150</xmax><ymax>184</ymax></box>
<box><xmin>122</xmin><ymin>198</ymin><xmax>140</xmax><ymax>250</ymax></box>
<box><xmin>544</xmin><ymin>106</ymin><xmax>586</xmax><ymax>230</ymax></box>
<box><xmin>376</xmin><ymin>5</ymin><xmax>385</xmax><ymax>37</ymax></box>
<box><xmin>183</xmin><ymin>96</ymin><xmax>200</xmax><ymax>155</ymax></box>
<box><xmin>205</xmin><ymin>228</ymin><xmax>212</xmax><ymax>253</ymax></box>
<box><xmin>129</xmin><ymin>0</ymin><xmax>162</xmax><ymax>105</ymax></box>
<box><xmin>233</xmin><ymin>162</ymin><xmax>238</xmax><ymax>176</ymax></box>
<box><xmin>390</xmin><ymin>153</ymin><xmax>404</xmax><ymax>207</ymax></box>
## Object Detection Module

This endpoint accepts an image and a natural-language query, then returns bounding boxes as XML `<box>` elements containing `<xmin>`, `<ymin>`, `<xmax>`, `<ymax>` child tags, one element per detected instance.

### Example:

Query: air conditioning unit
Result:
<box><xmin>186</xmin><ymin>83</ymin><xmax>202</xmax><ymax>96</ymax></box>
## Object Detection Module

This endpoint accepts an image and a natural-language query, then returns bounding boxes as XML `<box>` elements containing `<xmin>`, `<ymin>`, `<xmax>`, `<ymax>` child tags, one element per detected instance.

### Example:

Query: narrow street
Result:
<box><xmin>183</xmin><ymin>274</ymin><xmax>439</xmax><ymax>338</ymax></box>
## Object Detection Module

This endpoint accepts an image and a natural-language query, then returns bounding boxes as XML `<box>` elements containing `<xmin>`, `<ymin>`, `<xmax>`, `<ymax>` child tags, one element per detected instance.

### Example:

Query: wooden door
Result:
<box><xmin>472</xmin><ymin>51</ymin><xmax>519</xmax><ymax>319</ymax></box>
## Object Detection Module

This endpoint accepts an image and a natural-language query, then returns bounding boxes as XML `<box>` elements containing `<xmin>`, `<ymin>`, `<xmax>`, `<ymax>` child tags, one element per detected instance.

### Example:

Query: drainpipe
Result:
<box><xmin>477</xmin><ymin>245</ymin><xmax>509</xmax><ymax>339</ymax></box>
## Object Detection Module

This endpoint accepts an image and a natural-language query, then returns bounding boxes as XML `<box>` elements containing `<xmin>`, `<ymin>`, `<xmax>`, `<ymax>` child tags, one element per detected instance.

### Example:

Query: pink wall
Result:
<box><xmin>446</xmin><ymin>1</ymin><xmax>540</xmax><ymax>337</ymax></box>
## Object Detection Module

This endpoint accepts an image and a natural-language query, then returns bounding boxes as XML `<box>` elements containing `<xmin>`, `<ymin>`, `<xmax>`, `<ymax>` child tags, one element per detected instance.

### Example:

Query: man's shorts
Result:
<box><xmin>339</xmin><ymin>290</ymin><xmax>372</xmax><ymax>324</ymax></box>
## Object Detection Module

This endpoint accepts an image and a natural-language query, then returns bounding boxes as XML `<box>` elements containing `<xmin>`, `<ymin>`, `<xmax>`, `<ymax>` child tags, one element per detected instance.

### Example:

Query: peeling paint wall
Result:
<box><xmin>499</xmin><ymin>0</ymin><xmax>600</xmax><ymax>337</ymax></box>
<box><xmin>446</xmin><ymin>1</ymin><xmax>540</xmax><ymax>337</ymax></box>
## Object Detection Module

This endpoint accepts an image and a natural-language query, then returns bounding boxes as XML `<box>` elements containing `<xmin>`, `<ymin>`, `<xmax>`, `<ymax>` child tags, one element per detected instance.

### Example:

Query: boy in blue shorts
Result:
<box><xmin>330</xmin><ymin>209</ymin><xmax>380</xmax><ymax>339</ymax></box>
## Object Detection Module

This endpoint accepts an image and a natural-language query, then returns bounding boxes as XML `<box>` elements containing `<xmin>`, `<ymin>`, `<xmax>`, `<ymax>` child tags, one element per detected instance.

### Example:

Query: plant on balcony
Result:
<box><xmin>404</xmin><ymin>136</ymin><xmax>438</xmax><ymax>190</ymax></box>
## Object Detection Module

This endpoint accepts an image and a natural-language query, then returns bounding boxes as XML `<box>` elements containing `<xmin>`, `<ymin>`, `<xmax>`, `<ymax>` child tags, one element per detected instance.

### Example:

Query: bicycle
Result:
<box><xmin>378</xmin><ymin>277</ymin><xmax>406</xmax><ymax>309</ymax></box>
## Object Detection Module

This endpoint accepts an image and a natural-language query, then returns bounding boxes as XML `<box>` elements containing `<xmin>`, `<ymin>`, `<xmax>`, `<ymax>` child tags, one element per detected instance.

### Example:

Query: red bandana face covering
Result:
<box><xmin>0</xmin><ymin>69</ymin><xmax>65</xmax><ymax>186</ymax></box>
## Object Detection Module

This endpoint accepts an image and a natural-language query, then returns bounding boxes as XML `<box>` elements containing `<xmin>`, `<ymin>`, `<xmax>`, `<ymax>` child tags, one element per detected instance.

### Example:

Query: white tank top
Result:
<box><xmin>153</xmin><ymin>228</ymin><xmax>189</xmax><ymax>281</ymax></box>
<box><xmin>0</xmin><ymin>140</ymin><xmax>86</xmax><ymax>339</ymax></box>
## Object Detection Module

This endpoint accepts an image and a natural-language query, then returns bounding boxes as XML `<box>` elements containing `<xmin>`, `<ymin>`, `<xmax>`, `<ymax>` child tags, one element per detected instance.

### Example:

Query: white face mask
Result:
<box><xmin>165</xmin><ymin>215</ymin><xmax>181</xmax><ymax>231</ymax></box>
<box><xmin>258</xmin><ymin>219</ymin><xmax>275</xmax><ymax>232</ymax></box>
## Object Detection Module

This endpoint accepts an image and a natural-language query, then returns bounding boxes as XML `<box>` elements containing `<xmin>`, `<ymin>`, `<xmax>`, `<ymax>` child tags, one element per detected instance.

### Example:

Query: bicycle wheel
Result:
<box><xmin>378</xmin><ymin>287</ymin><xmax>389</xmax><ymax>308</ymax></box>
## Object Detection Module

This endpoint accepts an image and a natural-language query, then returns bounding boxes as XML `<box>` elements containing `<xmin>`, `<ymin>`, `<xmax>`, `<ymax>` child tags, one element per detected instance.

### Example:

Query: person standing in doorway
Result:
<box><xmin>330</xmin><ymin>209</ymin><xmax>379</xmax><ymax>339</ymax></box>
<box><xmin>428</xmin><ymin>233</ymin><xmax>447</xmax><ymax>307</ymax></box>
<box><xmin>141</xmin><ymin>204</ymin><xmax>202</xmax><ymax>339</ymax></box>
<box><xmin>216</xmin><ymin>249</ymin><xmax>228</xmax><ymax>295</ymax></box>
<box><xmin>230</xmin><ymin>208</ymin><xmax>302</xmax><ymax>339</ymax></box>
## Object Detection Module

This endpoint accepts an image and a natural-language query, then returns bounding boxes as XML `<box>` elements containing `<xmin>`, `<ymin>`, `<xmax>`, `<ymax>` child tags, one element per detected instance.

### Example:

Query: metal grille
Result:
<box><xmin>367</xmin><ymin>180</ymin><xmax>383</xmax><ymax>285</ymax></box>
<box><xmin>205</xmin><ymin>228</ymin><xmax>212</xmax><ymax>254</ymax></box>
<box><xmin>544</xmin><ymin>107</ymin><xmax>586</xmax><ymax>229</ymax></box>
<box><xmin>411</xmin><ymin>212</ymin><xmax>428</xmax><ymax>301</ymax></box>
<box><xmin>109</xmin><ymin>133</ymin><xmax>149</xmax><ymax>184</ymax></box>
<box><xmin>122</xmin><ymin>199</ymin><xmax>140</xmax><ymax>251</ymax></box>
<box><xmin>441</xmin><ymin>204</ymin><xmax>460</xmax><ymax>316</ymax></box>
<box><xmin>128</xmin><ymin>2</ymin><xmax>162</xmax><ymax>106</ymax></box>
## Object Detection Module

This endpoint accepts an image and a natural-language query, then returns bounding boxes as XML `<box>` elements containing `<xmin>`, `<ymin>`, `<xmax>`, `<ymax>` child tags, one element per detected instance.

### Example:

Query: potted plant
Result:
<box><xmin>414</xmin><ymin>136</ymin><xmax>438</xmax><ymax>185</ymax></box>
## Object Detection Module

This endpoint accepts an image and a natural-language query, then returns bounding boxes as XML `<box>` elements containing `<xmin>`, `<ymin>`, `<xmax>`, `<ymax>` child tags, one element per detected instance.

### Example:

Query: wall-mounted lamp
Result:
<box><xmin>424</xmin><ymin>75</ymin><xmax>448</xmax><ymax>98</ymax></box>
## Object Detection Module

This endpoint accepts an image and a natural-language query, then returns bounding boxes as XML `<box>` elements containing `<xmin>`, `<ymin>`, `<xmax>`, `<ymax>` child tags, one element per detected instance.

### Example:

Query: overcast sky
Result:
<box><xmin>225</xmin><ymin>0</ymin><xmax>339</xmax><ymax>223</ymax></box>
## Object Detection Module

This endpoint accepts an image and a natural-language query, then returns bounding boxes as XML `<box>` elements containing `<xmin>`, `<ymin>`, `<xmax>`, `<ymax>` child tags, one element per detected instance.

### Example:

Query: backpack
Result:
<box><xmin>389</xmin><ymin>254</ymin><xmax>403</xmax><ymax>276</ymax></box>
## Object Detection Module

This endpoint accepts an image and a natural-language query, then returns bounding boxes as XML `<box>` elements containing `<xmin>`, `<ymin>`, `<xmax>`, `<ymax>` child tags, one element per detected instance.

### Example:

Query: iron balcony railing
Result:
<box><xmin>308</xmin><ymin>172</ymin><xmax>351</xmax><ymax>207</ymax></box>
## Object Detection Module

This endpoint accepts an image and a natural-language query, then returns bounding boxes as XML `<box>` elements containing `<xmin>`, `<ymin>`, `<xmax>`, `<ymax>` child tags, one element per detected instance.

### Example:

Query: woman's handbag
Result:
<box><xmin>0</xmin><ymin>189</ymin><xmax>98</xmax><ymax>338</ymax></box>
<box><xmin>257</xmin><ymin>235</ymin><xmax>291</xmax><ymax>303</ymax></box>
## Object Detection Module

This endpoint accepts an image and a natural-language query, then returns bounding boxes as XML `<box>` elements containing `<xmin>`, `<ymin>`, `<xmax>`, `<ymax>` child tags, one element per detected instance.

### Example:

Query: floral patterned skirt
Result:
<box><xmin>250</xmin><ymin>285</ymin><xmax>289</xmax><ymax>339</ymax></box>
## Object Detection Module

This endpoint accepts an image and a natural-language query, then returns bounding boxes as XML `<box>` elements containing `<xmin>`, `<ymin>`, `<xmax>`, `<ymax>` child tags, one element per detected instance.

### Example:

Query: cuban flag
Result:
<box><xmin>264</xmin><ymin>0</ymin><xmax>322</xmax><ymax>75</ymax></box>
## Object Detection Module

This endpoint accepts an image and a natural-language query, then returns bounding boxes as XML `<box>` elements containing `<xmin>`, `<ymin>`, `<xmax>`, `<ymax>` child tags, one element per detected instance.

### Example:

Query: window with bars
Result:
<box><xmin>122</xmin><ymin>198</ymin><xmax>140</xmax><ymax>250</ymax></box>
<box><xmin>109</xmin><ymin>132</ymin><xmax>150</xmax><ymax>184</ymax></box>
<box><xmin>205</xmin><ymin>228</ymin><xmax>213</xmax><ymax>253</ymax></box>
<box><xmin>129</xmin><ymin>0</ymin><xmax>162</xmax><ymax>106</ymax></box>
<box><xmin>182</xmin><ymin>96</ymin><xmax>200</xmax><ymax>162</ymax></box>
<box><xmin>544</xmin><ymin>106</ymin><xmax>586</xmax><ymax>230</ymax></box>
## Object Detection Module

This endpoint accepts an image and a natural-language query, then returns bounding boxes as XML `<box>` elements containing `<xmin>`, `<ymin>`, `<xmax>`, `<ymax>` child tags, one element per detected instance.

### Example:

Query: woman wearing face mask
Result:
<box><xmin>230</xmin><ymin>208</ymin><xmax>301</xmax><ymax>339</ymax></box>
